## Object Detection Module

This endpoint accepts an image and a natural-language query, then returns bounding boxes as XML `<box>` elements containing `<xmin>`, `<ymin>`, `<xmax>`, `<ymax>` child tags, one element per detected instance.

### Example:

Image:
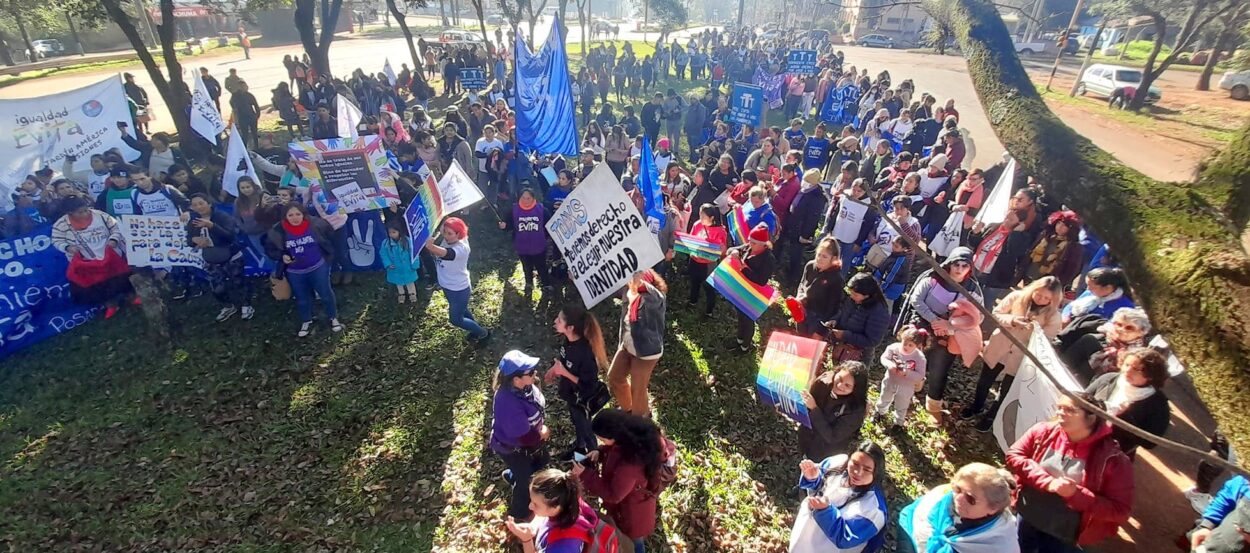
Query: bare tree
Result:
<box><xmin>1196</xmin><ymin>2</ymin><xmax>1248</xmax><ymax>91</ymax></box>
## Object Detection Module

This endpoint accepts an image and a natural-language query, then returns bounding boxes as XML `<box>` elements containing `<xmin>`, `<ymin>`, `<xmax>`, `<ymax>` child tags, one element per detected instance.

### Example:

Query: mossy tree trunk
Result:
<box><xmin>926</xmin><ymin>0</ymin><xmax>1250</xmax><ymax>458</ymax></box>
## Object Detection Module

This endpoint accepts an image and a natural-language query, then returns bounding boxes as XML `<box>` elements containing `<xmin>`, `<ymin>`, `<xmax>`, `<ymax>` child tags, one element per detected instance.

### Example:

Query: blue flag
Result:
<box><xmin>638</xmin><ymin>136</ymin><xmax>665</xmax><ymax>231</ymax></box>
<box><xmin>514</xmin><ymin>16</ymin><xmax>579</xmax><ymax>156</ymax></box>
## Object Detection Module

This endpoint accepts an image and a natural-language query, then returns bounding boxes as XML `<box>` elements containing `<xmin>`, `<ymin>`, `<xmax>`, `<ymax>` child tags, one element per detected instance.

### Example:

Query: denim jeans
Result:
<box><xmin>443</xmin><ymin>286</ymin><xmax>486</xmax><ymax>338</ymax></box>
<box><xmin>838</xmin><ymin>240</ymin><xmax>859</xmax><ymax>278</ymax></box>
<box><xmin>288</xmin><ymin>262</ymin><xmax>337</xmax><ymax>323</ymax></box>
<box><xmin>499</xmin><ymin>448</ymin><xmax>548</xmax><ymax>519</ymax></box>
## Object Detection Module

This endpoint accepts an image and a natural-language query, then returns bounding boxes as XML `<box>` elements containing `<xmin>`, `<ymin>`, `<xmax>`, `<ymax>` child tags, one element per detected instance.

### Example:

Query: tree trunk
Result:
<box><xmin>927</xmin><ymin>0</ymin><xmax>1250</xmax><ymax>463</ymax></box>
<box><xmin>1197</xmin><ymin>4</ymin><xmax>1247</xmax><ymax>91</ymax></box>
<box><xmin>100</xmin><ymin>0</ymin><xmax>191</xmax><ymax>147</ymax></box>
<box><xmin>439</xmin><ymin>0</ymin><xmax>448</xmax><ymax>27</ymax></box>
<box><xmin>294</xmin><ymin>0</ymin><xmax>341</xmax><ymax>78</ymax></box>
<box><xmin>154</xmin><ymin>0</ymin><xmax>198</xmax><ymax>159</ymax></box>
<box><xmin>386</xmin><ymin>0</ymin><xmax>423</xmax><ymax>75</ymax></box>
<box><xmin>0</xmin><ymin>29</ymin><xmax>17</xmax><ymax>66</ymax></box>
<box><xmin>472</xmin><ymin>0</ymin><xmax>489</xmax><ymax>42</ymax></box>
<box><xmin>1127</xmin><ymin>15</ymin><xmax>1167</xmax><ymax>112</ymax></box>
<box><xmin>577</xmin><ymin>1</ymin><xmax>587</xmax><ymax>54</ymax></box>
<box><xmin>12</xmin><ymin>2</ymin><xmax>37</xmax><ymax>63</ymax></box>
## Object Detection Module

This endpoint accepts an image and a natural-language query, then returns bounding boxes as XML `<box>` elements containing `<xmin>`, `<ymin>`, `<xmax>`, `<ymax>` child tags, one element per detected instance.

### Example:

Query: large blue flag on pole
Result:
<box><xmin>638</xmin><ymin>136</ymin><xmax>665</xmax><ymax>231</ymax></box>
<box><xmin>514</xmin><ymin>17</ymin><xmax>579</xmax><ymax>156</ymax></box>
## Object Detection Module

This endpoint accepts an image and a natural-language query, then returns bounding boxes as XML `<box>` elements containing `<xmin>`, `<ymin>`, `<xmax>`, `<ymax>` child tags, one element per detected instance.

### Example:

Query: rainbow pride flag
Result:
<box><xmin>674</xmin><ymin>232</ymin><xmax>722</xmax><ymax>263</ymax></box>
<box><xmin>707</xmin><ymin>255</ymin><xmax>778</xmax><ymax>320</ymax></box>
<box><xmin>726</xmin><ymin>206</ymin><xmax>749</xmax><ymax>246</ymax></box>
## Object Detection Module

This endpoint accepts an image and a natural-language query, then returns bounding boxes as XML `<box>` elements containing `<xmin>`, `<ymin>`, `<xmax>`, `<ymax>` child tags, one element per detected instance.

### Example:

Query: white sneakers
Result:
<box><xmin>330</xmin><ymin>318</ymin><xmax>344</xmax><ymax>333</ymax></box>
<box><xmin>215</xmin><ymin>306</ymin><xmax>238</xmax><ymax>322</ymax></box>
<box><xmin>241</xmin><ymin>306</ymin><xmax>255</xmax><ymax>320</ymax></box>
<box><xmin>298</xmin><ymin>322</ymin><xmax>313</xmax><ymax>338</ymax></box>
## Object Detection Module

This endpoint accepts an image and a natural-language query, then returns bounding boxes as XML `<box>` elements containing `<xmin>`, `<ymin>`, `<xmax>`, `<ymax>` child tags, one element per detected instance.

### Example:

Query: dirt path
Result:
<box><xmin>1043</xmin><ymin>100</ymin><xmax>1217</xmax><ymax>182</ymax></box>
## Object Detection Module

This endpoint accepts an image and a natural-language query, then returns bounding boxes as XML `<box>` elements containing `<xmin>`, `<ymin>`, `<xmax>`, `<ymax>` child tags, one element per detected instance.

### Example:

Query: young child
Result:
<box><xmin>875</xmin><ymin>326</ymin><xmax>930</xmax><ymax>431</ymax></box>
<box><xmin>380</xmin><ymin>223</ymin><xmax>421</xmax><ymax>303</ymax></box>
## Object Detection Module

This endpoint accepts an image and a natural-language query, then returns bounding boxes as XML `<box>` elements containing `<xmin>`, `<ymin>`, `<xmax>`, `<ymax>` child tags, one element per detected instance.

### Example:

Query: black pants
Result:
<box><xmin>519</xmin><ymin>253</ymin><xmax>549</xmax><ymax>288</ymax></box>
<box><xmin>558</xmin><ymin>386</ymin><xmax>597</xmax><ymax>452</ymax></box>
<box><xmin>237</xmin><ymin>119</ymin><xmax>258</xmax><ymax>149</ymax></box>
<box><xmin>607</xmin><ymin>160</ymin><xmax>627</xmax><ymax>178</ymax></box>
<box><xmin>644</xmin><ymin>127</ymin><xmax>660</xmax><ymax>147</ymax></box>
<box><xmin>686</xmin><ymin>260</ymin><xmax>715</xmax><ymax>314</ymax></box>
<box><xmin>737</xmin><ymin>309</ymin><xmax>755</xmax><ymax>344</ymax></box>
<box><xmin>499</xmin><ymin>448</ymin><xmax>548</xmax><ymax>519</ymax></box>
<box><xmin>925</xmin><ymin>345</ymin><xmax>958</xmax><ymax>401</ymax></box>
<box><xmin>969</xmin><ymin>362</ymin><xmax>1013</xmax><ymax>418</ymax></box>
<box><xmin>783</xmin><ymin>237</ymin><xmax>807</xmax><ymax>285</ymax></box>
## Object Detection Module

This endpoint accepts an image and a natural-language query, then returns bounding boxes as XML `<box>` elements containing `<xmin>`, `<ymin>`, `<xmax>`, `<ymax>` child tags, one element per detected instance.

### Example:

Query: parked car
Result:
<box><xmin>438</xmin><ymin>29</ymin><xmax>485</xmax><ymax>48</ymax></box>
<box><xmin>485</xmin><ymin>13</ymin><xmax>504</xmax><ymax>25</ymax></box>
<box><xmin>1075</xmin><ymin>63</ymin><xmax>1162</xmax><ymax>104</ymax></box>
<box><xmin>31</xmin><ymin>39</ymin><xmax>65</xmax><ymax>58</ymax></box>
<box><xmin>853</xmin><ymin>34</ymin><xmax>895</xmax><ymax>48</ymax></box>
<box><xmin>1013</xmin><ymin>39</ymin><xmax>1046</xmax><ymax>55</ymax></box>
<box><xmin>1219</xmin><ymin>70</ymin><xmax>1250</xmax><ymax>101</ymax></box>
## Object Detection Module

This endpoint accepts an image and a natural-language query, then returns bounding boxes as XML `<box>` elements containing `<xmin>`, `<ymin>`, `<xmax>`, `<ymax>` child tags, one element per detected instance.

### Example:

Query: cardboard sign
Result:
<box><xmin>289</xmin><ymin>135</ymin><xmax>399</xmax><ymax>214</ymax></box>
<box><xmin>546</xmin><ymin>163</ymin><xmax>664</xmax><ymax>308</ymax></box>
<box><xmin>120</xmin><ymin>214</ymin><xmax>204</xmax><ymax>268</ymax></box>
<box><xmin>757</xmin><ymin>331</ymin><xmax>826</xmax><ymax>428</ymax></box>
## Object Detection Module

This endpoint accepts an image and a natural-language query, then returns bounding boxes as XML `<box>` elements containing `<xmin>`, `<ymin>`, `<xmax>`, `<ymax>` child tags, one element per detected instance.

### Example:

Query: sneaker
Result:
<box><xmin>171</xmin><ymin>289</ymin><xmax>188</xmax><ymax>301</ymax></box>
<box><xmin>1185</xmin><ymin>488</ymin><xmax>1212</xmax><ymax>514</ymax></box>
<box><xmin>215</xmin><ymin>306</ymin><xmax>238</xmax><ymax>322</ymax></box>
<box><xmin>241</xmin><ymin>306</ymin><xmax>255</xmax><ymax>321</ymax></box>
<box><xmin>501</xmin><ymin>469</ymin><xmax>515</xmax><ymax>486</ymax></box>
<box><xmin>297</xmin><ymin>322</ymin><xmax>313</xmax><ymax>338</ymax></box>
<box><xmin>472</xmin><ymin>329</ymin><xmax>492</xmax><ymax>343</ymax></box>
<box><xmin>398</xmin><ymin>293</ymin><xmax>407</xmax><ymax>304</ymax></box>
<box><xmin>330</xmin><ymin>318</ymin><xmax>345</xmax><ymax>333</ymax></box>
<box><xmin>959</xmin><ymin>406</ymin><xmax>981</xmax><ymax>421</ymax></box>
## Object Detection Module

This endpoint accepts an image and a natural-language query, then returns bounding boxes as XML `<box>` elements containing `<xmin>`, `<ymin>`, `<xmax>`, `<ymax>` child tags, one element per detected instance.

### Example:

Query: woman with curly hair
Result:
<box><xmin>1025</xmin><ymin>210</ymin><xmax>1084</xmax><ymax>287</ymax></box>
<box><xmin>572</xmin><ymin>409</ymin><xmax>668</xmax><ymax>551</ymax></box>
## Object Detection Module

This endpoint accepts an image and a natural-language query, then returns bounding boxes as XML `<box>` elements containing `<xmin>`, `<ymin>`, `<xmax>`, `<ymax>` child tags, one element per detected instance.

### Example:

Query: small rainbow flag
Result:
<box><xmin>674</xmin><ymin>232</ymin><xmax>722</xmax><ymax>263</ymax></box>
<box><xmin>707</xmin><ymin>255</ymin><xmax>778</xmax><ymax>321</ymax></box>
<box><xmin>726</xmin><ymin>206</ymin><xmax>749</xmax><ymax>246</ymax></box>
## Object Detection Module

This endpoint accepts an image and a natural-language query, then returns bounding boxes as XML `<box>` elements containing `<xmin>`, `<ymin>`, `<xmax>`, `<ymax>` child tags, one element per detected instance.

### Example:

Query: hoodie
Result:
<box><xmin>489</xmin><ymin>384</ymin><xmax>546</xmax><ymax>455</ymax></box>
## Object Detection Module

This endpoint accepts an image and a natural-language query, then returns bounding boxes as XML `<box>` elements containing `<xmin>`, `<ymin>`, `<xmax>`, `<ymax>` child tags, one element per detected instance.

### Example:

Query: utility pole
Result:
<box><xmin>737</xmin><ymin>0</ymin><xmax>745</xmax><ymax>29</ymax></box>
<box><xmin>1044</xmin><ymin>0</ymin><xmax>1084</xmax><ymax>91</ymax></box>
<box><xmin>643</xmin><ymin>0</ymin><xmax>648</xmax><ymax>42</ymax></box>
<box><xmin>1070</xmin><ymin>17</ymin><xmax>1106</xmax><ymax>96</ymax></box>
<box><xmin>1024</xmin><ymin>0</ymin><xmax>1046</xmax><ymax>42</ymax></box>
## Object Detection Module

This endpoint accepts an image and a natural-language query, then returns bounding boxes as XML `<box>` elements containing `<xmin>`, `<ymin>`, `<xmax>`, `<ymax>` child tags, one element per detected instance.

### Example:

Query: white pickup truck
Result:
<box><xmin>1013</xmin><ymin>40</ymin><xmax>1047</xmax><ymax>56</ymax></box>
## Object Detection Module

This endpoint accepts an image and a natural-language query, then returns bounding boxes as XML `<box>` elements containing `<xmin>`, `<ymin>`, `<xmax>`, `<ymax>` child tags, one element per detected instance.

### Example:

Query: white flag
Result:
<box><xmin>929</xmin><ymin>211</ymin><xmax>965</xmax><ymax>258</ymax></box>
<box><xmin>337</xmin><ymin>96</ymin><xmax>363</xmax><ymax>139</ymax></box>
<box><xmin>222</xmin><ymin>123</ymin><xmax>259</xmax><ymax>197</ymax></box>
<box><xmin>383</xmin><ymin>58</ymin><xmax>398</xmax><ymax>86</ymax></box>
<box><xmin>974</xmin><ymin>156</ymin><xmax>1015</xmax><ymax>226</ymax></box>
<box><xmin>190</xmin><ymin>72</ymin><xmax>225</xmax><ymax>144</ymax></box>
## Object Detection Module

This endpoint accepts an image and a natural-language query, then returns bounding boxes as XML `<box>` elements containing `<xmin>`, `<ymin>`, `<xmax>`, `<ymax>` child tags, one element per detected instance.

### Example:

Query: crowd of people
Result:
<box><xmin>4</xmin><ymin>22</ymin><xmax>1240</xmax><ymax>553</ymax></box>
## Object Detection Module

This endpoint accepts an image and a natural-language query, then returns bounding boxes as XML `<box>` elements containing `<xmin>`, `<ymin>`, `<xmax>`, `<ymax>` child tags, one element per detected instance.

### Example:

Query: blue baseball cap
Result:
<box><xmin>499</xmin><ymin>350</ymin><xmax>540</xmax><ymax>376</ymax></box>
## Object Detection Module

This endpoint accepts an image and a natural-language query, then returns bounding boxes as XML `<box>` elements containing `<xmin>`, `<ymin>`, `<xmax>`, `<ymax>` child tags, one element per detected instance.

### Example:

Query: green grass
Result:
<box><xmin>0</xmin><ymin>197</ymin><xmax>1008</xmax><ymax>551</ymax></box>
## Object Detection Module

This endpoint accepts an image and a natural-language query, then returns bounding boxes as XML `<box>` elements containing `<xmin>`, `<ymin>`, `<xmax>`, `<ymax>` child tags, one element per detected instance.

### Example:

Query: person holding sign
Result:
<box><xmin>684</xmin><ymin>204</ymin><xmax>728</xmax><ymax>317</ymax></box>
<box><xmin>265</xmin><ymin>204</ymin><xmax>343</xmax><ymax>337</ymax></box>
<box><xmin>608</xmin><ymin>270</ymin><xmax>667</xmax><ymax>419</ymax></box>
<box><xmin>790</xmin><ymin>442</ymin><xmax>889</xmax><ymax>553</ymax></box>
<box><xmin>798</xmin><ymin>361</ymin><xmax>869</xmax><ymax>461</ymax></box>
<box><xmin>730</xmin><ymin>224</ymin><xmax>776</xmax><ymax>353</ymax></box>
<box><xmin>424</xmin><ymin>217</ymin><xmax>491</xmax><ymax>343</ymax></box>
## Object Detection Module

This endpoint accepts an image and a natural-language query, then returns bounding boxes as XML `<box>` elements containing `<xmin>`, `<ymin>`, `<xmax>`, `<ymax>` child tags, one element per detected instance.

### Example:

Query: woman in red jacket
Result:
<box><xmin>1006</xmin><ymin>392</ymin><xmax>1134</xmax><ymax>553</ymax></box>
<box><xmin>572</xmin><ymin>408</ymin><xmax>665</xmax><ymax>553</ymax></box>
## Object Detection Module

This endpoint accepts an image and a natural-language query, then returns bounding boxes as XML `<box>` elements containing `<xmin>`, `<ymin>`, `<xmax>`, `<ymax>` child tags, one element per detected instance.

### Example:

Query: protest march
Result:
<box><xmin>2</xmin><ymin>14</ymin><xmax>1245</xmax><ymax>553</ymax></box>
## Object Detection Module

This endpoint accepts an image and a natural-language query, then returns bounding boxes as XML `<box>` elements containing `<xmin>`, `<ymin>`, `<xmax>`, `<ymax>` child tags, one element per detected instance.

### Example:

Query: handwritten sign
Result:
<box><xmin>288</xmin><ymin>135</ymin><xmax>400</xmax><ymax>215</ymax></box>
<box><xmin>119</xmin><ymin>215</ymin><xmax>204</xmax><ymax>268</ymax></box>
<box><xmin>757</xmin><ymin>331</ymin><xmax>826</xmax><ymax>428</ymax></box>
<box><xmin>787</xmin><ymin>49</ymin><xmax>818</xmax><ymax>76</ymax></box>
<box><xmin>546</xmin><ymin>163</ymin><xmax>664</xmax><ymax>308</ymax></box>
<box><xmin>335</xmin><ymin>182</ymin><xmax>371</xmax><ymax>213</ymax></box>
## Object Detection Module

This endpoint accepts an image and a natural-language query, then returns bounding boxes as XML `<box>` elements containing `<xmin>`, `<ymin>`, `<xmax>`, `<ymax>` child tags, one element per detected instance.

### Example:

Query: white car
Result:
<box><xmin>31</xmin><ymin>39</ymin><xmax>64</xmax><ymax>58</ymax></box>
<box><xmin>1219</xmin><ymin>70</ymin><xmax>1250</xmax><ymax>101</ymax></box>
<box><xmin>1075</xmin><ymin>63</ymin><xmax>1162</xmax><ymax>104</ymax></box>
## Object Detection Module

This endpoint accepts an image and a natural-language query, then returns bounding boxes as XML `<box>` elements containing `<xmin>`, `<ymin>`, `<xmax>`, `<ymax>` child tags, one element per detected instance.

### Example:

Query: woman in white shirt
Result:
<box><xmin>424</xmin><ymin>217</ymin><xmax>491</xmax><ymax>343</ymax></box>
<box><xmin>790</xmin><ymin>442</ymin><xmax>888</xmax><ymax>553</ymax></box>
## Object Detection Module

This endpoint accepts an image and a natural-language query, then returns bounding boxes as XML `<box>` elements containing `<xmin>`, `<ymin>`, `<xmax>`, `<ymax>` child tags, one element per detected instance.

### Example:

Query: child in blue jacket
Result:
<box><xmin>380</xmin><ymin>224</ymin><xmax>420</xmax><ymax>303</ymax></box>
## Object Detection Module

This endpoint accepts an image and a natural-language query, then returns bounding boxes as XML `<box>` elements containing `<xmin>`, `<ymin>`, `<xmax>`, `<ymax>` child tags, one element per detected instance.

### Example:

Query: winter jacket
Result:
<box><xmin>791</xmin><ymin>454</ymin><xmax>887</xmax><ymax>553</ymax></box>
<box><xmin>264</xmin><ymin>217</ymin><xmax>336</xmax><ymax>269</ymax></box>
<box><xmin>578</xmin><ymin>444</ymin><xmax>658</xmax><ymax>540</ymax></box>
<box><xmin>185</xmin><ymin>207</ymin><xmax>243</xmax><ymax>258</ymax></box>
<box><xmin>770</xmin><ymin>177</ymin><xmax>800</xmax><ymax>230</ymax></box>
<box><xmin>1085</xmin><ymin>372</ymin><xmax>1170</xmax><ymax>455</ymax></box>
<box><xmin>898</xmin><ymin>484</ymin><xmax>1020</xmax><ymax>553</ymax></box>
<box><xmin>981</xmin><ymin>289</ymin><xmax>1062</xmax><ymax>376</ymax></box>
<box><xmin>1199</xmin><ymin>475</ymin><xmax>1250</xmax><ymax>530</ymax></box>
<box><xmin>784</xmin><ymin>186</ymin><xmax>828</xmax><ymax>242</ymax></box>
<box><xmin>379</xmin><ymin>238</ymin><xmax>420</xmax><ymax>285</ymax></box>
<box><xmin>798</xmin><ymin>262</ymin><xmax>844</xmax><ymax>318</ymax></box>
<box><xmin>831</xmin><ymin>297</ymin><xmax>890</xmax><ymax>350</ymax></box>
<box><xmin>618</xmin><ymin>282</ymin><xmax>666</xmax><ymax>358</ymax></box>
<box><xmin>1006</xmin><ymin>421</ymin><xmax>1134</xmax><ymax>546</ymax></box>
